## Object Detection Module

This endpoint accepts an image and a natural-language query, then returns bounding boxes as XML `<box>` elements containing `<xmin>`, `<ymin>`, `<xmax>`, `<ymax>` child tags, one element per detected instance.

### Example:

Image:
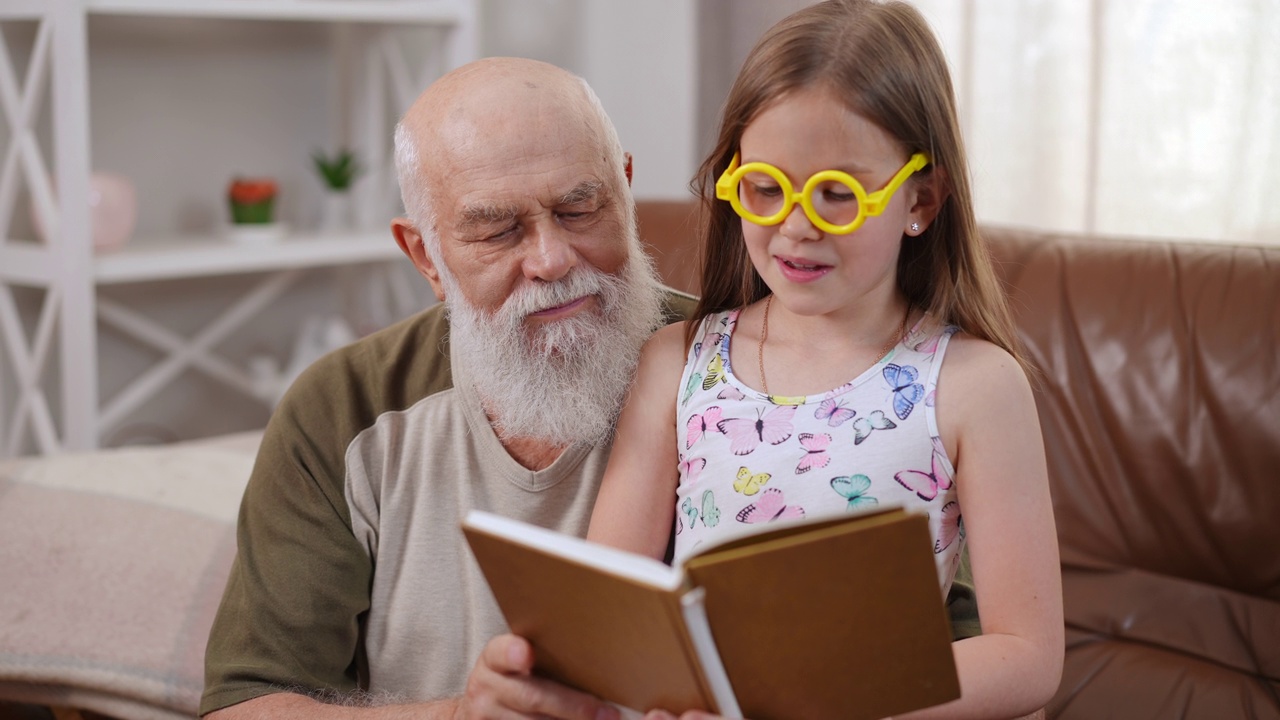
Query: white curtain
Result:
<box><xmin>912</xmin><ymin>0</ymin><xmax>1280</xmax><ymax>245</ymax></box>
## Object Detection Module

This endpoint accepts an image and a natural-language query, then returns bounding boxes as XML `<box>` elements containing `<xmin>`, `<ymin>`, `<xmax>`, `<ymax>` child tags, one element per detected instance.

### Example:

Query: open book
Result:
<box><xmin>462</xmin><ymin>506</ymin><xmax>959</xmax><ymax>720</ymax></box>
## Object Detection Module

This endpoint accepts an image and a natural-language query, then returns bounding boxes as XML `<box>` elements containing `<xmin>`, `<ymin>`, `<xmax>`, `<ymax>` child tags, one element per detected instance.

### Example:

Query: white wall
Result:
<box><xmin>481</xmin><ymin>0</ymin><xmax>699</xmax><ymax>201</ymax></box>
<box><xmin>579</xmin><ymin>2</ymin><xmax>698</xmax><ymax>200</ymax></box>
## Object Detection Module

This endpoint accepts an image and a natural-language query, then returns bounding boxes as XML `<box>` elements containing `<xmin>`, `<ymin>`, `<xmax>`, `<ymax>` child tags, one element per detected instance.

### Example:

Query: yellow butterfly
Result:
<box><xmin>702</xmin><ymin>354</ymin><xmax>726</xmax><ymax>391</ymax></box>
<box><xmin>767</xmin><ymin>394</ymin><xmax>806</xmax><ymax>406</ymax></box>
<box><xmin>734</xmin><ymin>465</ymin><xmax>771</xmax><ymax>496</ymax></box>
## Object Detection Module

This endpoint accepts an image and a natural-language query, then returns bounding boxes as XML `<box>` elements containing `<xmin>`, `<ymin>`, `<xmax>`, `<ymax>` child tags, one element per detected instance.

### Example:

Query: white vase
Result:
<box><xmin>320</xmin><ymin>189</ymin><xmax>353</xmax><ymax>233</ymax></box>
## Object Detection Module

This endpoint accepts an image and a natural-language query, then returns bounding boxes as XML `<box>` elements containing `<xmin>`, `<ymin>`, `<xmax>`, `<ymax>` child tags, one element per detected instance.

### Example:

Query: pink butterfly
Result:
<box><xmin>716</xmin><ymin>404</ymin><xmax>796</xmax><ymax>456</ymax></box>
<box><xmin>894</xmin><ymin>450</ymin><xmax>953</xmax><ymax>501</ymax></box>
<box><xmin>935</xmin><ymin>500</ymin><xmax>964</xmax><ymax>552</ymax></box>
<box><xmin>814</xmin><ymin>396</ymin><xmax>857</xmax><ymax>427</ymax></box>
<box><xmin>795</xmin><ymin>432</ymin><xmax>832</xmax><ymax>474</ymax></box>
<box><xmin>686</xmin><ymin>406</ymin><xmax>723</xmax><ymax>448</ymax></box>
<box><xmin>717</xmin><ymin>386</ymin><xmax>746</xmax><ymax>401</ymax></box>
<box><xmin>736</xmin><ymin>487</ymin><xmax>805</xmax><ymax>524</ymax></box>
<box><xmin>678</xmin><ymin>457</ymin><xmax>706</xmax><ymax>486</ymax></box>
<box><xmin>912</xmin><ymin>332</ymin><xmax>941</xmax><ymax>354</ymax></box>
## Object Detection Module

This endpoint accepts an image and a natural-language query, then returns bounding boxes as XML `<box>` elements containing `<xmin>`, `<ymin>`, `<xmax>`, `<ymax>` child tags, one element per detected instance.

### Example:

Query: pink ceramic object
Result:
<box><xmin>30</xmin><ymin>172</ymin><xmax>139</xmax><ymax>251</ymax></box>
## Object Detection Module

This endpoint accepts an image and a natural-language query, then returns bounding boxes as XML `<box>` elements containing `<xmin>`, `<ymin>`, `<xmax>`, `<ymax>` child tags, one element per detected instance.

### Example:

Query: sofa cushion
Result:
<box><xmin>985</xmin><ymin>227</ymin><xmax>1280</xmax><ymax>719</ymax></box>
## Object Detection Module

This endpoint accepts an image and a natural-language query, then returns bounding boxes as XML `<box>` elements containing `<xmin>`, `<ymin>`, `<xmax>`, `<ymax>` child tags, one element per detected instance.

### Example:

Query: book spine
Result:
<box><xmin>679</xmin><ymin>588</ymin><xmax>743</xmax><ymax>718</ymax></box>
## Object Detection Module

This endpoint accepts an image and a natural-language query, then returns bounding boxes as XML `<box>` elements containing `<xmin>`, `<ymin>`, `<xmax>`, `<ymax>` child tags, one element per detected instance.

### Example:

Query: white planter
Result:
<box><xmin>320</xmin><ymin>189</ymin><xmax>354</xmax><ymax>233</ymax></box>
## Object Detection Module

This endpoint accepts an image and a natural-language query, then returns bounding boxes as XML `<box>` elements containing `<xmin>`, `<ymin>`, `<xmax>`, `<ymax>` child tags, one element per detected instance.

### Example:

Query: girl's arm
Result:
<box><xmin>587</xmin><ymin>322</ymin><xmax>690</xmax><ymax>559</ymax></box>
<box><xmin>894</xmin><ymin>335</ymin><xmax>1064</xmax><ymax>720</ymax></box>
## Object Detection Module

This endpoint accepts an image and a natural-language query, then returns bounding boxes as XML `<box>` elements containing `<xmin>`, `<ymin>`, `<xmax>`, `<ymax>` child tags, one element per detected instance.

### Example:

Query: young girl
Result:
<box><xmin>587</xmin><ymin>1</ymin><xmax>1062</xmax><ymax>718</ymax></box>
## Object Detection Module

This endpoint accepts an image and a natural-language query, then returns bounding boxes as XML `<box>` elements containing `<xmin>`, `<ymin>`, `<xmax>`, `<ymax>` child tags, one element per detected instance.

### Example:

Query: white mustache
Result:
<box><xmin>497</xmin><ymin>267</ymin><xmax>615</xmax><ymax>323</ymax></box>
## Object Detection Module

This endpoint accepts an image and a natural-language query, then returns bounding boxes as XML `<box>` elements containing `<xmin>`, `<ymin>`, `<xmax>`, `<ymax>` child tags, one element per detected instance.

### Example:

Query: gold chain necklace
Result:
<box><xmin>757</xmin><ymin>295</ymin><xmax>911</xmax><ymax>395</ymax></box>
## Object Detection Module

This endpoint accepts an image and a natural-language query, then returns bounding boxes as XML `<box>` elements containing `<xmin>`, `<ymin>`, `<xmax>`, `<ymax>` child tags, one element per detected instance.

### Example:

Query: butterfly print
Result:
<box><xmin>702</xmin><ymin>354</ymin><xmax>727</xmax><ymax>391</ymax></box>
<box><xmin>815</xmin><ymin>396</ymin><xmax>857</xmax><ymax>427</ymax></box>
<box><xmin>852</xmin><ymin>409</ymin><xmax>897</xmax><ymax>445</ymax></box>
<box><xmin>733</xmin><ymin>466</ymin><xmax>771</xmax><ymax>496</ymax></box>
<box><xmin>795</xmin><ymin>432</ymin><xmax>832</xmax><ymax>474</ymax></box>
<box><xmin>717</xmin><ymin>386</ymin><xmax>746</xmax><ymax>401</ymax></box>
<box><xmin>678</xmin><ymin>457</ymin><xmax>706</xmax><ymax>487</ymax></box>
<box><xmin>935</xmin><ymin>500</ymin><xmax>964</xmax><ymax>552</ymax></box>
<box><xmin>768</xmin><ymin>394</ymin><xmax>807</xmax><ymax>406</ymax></box>
<box><xmin>894</xmin><ymin>450</ymin><xmax>953</xmax><ymax>501</ymax></box>
<box><xmin>686</xmin><ymin>406</ymin><xmax>723</xmax><ymax>448</ymax></box>
<box><xmin>716</xmin><ymin>404</ymin><xmax>796</xmax><ymax>455</ymax></box>
<box><xmin>681</xmin><ymin>495</ymin><xmax>699</xmax><ymax>529</ymax></box>
<box><xmin>736</xmin><ymin>487</ymin><xmax>805</xmax><ymax>524</ymax></box>
<box><xmin>883</xmin><ymin>363</ymin><xmax>925</xmax><ymax>420</ymax></box>
<box><xmin>912</xmin><ymin>332</ymin><xmax>941</xmax><ymax>354</ymax></box>
<box><xmin>830</xmin><ymin>474</ymin><xmax>879</xmax><ymax>511</ymax></box>
<box><xmin>682</xmin><ymin>372</ymin><xmax>703</xmax><ymax>406</ymax></box>
<box><xmin>700</xmin><ymin>490</ymin><xmax>721</xmax><ymax>528</ymax></box>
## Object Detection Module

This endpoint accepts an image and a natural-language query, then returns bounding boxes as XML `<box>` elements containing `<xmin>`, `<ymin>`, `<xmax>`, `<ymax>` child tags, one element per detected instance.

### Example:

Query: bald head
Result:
<box><xmin>394</xmin><ymin>58</ymin><xmax>626</xmax><ymax>233</ymax></box>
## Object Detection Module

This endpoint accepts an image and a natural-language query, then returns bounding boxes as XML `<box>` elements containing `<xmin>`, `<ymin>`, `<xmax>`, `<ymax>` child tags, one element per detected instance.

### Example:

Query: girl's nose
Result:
<box><xmin>778</xmin><ymin>202</ymin><xmax>821</xmax><ymax>242</ymax></box>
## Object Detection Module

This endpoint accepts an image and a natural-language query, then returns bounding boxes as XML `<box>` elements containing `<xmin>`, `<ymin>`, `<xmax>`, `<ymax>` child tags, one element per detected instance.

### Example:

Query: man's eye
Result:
<box><xmin>483</xmin><ymin>225</ymin><xmax>518</xmax><ymax>241</ymax></box>
<box><xmin>558</xmin><ymin>208</ymin><xmax>595</xmax><ymax>222</ymax></box>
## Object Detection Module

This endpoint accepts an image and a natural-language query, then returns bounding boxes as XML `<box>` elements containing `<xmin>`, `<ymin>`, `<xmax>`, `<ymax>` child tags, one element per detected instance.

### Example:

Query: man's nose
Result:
<box><xmin>779</xmin><ymin>201</ymin><xmax>821</xmax><ymax>242</ymax></box>
<box><xmin>522</xmin><ymin>223</ymin><xmax>577</xmax><ymax>282</ymax></box>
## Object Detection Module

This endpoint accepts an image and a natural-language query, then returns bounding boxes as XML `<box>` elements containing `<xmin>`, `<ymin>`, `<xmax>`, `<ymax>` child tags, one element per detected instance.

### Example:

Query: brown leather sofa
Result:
<box><xmin>636</xmin><ymin>203</ymin><xmax>1280</xmax><ymax>720</ymax></box>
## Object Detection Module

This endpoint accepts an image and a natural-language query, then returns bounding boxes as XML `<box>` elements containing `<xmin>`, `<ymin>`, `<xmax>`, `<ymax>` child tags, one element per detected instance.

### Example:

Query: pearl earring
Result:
<box><xmin>910</xmin><ymin>222</ymin><xmax>920</xmax><ymax>233</ymax></box>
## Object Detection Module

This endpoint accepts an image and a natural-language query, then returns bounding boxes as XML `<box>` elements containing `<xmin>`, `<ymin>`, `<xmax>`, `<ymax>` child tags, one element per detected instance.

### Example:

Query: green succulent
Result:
<box><xmin>312</xmin><ymin>149</ymin><xmax>361</xmax><ymax>190</ymax></box>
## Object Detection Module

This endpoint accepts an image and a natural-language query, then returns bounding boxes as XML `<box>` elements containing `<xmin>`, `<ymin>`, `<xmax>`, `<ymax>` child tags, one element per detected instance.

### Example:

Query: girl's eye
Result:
<box><xmin>821</xmin><ymin>188</ymin><xmax>856</xmax><ymax>203</ymax></box>
<box><xmin>749</xmin><ymin>182</ymin><xmax>783</xmax><ymax>198</ymax></box>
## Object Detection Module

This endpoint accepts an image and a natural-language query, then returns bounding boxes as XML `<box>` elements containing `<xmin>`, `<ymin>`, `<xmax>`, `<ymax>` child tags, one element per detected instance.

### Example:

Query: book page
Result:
<box><xmin>463</xmin><ymin>510</ymin><xmax>683</xmax><ymax>590</ymax></box>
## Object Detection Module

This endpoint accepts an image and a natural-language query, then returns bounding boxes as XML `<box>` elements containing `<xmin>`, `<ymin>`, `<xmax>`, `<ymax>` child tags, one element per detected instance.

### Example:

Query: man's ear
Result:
<box><xmin>391</xmin><ymin>217</ymin><xmax>446</xmax><ymax>301</ymax></box>
<box><xmin>624</xmin><ymin>152</ymin><xmax>633</xmax><ymax>186</ymax></box>
<box><xmin>906</xmin><ymin>165</ymin><xmax>950</xmax><ymax>237</ymax></box>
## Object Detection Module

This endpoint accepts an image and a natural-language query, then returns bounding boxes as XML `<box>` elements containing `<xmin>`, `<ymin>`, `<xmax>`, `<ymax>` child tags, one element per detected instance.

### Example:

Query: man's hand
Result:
<box><xmin>456</xmin><ymin>634</ymin><xmax>621</xmax><ymax>720</ymax></box>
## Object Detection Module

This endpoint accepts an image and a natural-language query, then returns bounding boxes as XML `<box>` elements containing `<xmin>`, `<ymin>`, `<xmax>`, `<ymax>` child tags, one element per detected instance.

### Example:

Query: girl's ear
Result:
<box><xmin>906</xmin><ymin>166</ymin><xmax>950</xmax><ymax>237</ymax></box>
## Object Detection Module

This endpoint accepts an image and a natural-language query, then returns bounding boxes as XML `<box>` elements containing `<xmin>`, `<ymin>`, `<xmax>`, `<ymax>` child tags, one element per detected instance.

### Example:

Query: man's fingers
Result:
<box><xmin>490</xmin><ymin>670</ymin><xmax>619</xmax><ymax>720</ymax></box>
<box><xmin>478</xmin><ymin>634</ymin><xmax>535</xmax><ymax>675</ymax></box>
<box><xmin>467</xmin><ymin>635</ymin><xmax>618</xmax><ymax>720</ymax></box>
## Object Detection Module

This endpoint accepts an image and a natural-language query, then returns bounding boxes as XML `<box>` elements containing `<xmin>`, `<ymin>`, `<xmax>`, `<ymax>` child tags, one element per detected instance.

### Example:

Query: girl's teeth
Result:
<box><xmin>785</xmin><ymin>259</ymin><xmax>819</xmax><ymax>270</ymax></box>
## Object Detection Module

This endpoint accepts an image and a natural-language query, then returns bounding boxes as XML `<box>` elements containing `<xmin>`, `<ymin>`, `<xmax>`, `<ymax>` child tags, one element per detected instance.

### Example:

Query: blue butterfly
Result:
<box><xmin>883</xmin><ymin>363</ymin><xmax>925</xmax><ymax>420</ymax></box>
<box><xmin>831</xmin><ymin>474</ymin><xmax>879</xmax><ymax>511</ymax></box>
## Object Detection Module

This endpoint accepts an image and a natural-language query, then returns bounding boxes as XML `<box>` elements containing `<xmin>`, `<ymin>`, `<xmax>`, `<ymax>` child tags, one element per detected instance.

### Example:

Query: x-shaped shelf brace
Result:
<box><xmin>0</xmin><ymin>18</ymin><xmax>60</xmax><ymax>456</ymax></box>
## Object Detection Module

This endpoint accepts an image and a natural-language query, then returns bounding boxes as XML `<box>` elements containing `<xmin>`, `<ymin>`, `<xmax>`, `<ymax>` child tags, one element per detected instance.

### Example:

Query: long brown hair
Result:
<box><xmin>689</xmin><ymin>0</ymin><xmax>1022</xmax><ymax>367</ymax></box>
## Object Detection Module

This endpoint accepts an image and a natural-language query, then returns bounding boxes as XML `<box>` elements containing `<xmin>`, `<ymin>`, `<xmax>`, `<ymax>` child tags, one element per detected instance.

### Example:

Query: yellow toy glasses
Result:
<box><xmin>715</xmin><ymin>151</ymin><xmax>930</xmax><ymax>235</ymax></box>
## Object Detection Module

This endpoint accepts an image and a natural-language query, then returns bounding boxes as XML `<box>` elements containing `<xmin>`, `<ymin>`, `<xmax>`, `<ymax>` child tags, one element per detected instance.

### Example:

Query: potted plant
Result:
<box><xmin>312</xmin><ymin>148</ymin><xmax>361</xmax><ymax>232</ymax></box>
<box><xmin>226</xmin><ymin>177</ymin><xmax>284</xmax><ymax>243</ymax></box>
<box><xmin>228</xmin><ymin>177</ymin><xmax>278</xmax><ymax>224</ymax></box>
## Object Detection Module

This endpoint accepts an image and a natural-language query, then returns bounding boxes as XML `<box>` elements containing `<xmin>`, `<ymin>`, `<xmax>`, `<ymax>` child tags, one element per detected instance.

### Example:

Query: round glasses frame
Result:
<box><xmin>715</xmin><ymin>152</ymin><xmax>930</xmax><ymax>235</ymax></box>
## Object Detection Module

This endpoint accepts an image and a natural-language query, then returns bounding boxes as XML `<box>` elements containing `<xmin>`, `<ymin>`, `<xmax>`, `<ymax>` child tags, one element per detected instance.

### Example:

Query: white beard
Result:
<box><xmin>439</xmin><ymin>235</ymin><xmax>666</xmax><ymax>447</ymax></box>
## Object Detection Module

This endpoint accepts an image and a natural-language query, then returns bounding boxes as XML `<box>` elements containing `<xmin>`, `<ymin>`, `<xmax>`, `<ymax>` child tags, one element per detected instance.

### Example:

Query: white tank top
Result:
<box><xmin>674</xmin><ymin>308</ymin><xmax>964</xmax><ymax>596</ymax></box>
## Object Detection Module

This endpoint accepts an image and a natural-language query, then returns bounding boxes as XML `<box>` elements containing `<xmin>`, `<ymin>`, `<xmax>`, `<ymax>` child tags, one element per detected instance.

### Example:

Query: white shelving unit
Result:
<box><xmin>0</xmin><ymin>0</ymin><xmax>477</xmax><ymax>456</ymax></box>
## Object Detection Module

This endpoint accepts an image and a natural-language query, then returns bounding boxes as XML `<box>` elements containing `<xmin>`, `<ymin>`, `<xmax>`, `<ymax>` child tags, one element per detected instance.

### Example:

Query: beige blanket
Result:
<box><xmin>0</xmin><ymin>432</ymin><xmax>261</xmax><ymax>720</ymax></box>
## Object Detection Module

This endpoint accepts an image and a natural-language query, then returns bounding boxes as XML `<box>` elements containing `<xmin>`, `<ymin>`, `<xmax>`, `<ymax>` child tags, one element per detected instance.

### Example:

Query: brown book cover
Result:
<box><xmin>462</xmin><ymin>507</ymin><xmax>959</xmax><ymax>720</ymax></box>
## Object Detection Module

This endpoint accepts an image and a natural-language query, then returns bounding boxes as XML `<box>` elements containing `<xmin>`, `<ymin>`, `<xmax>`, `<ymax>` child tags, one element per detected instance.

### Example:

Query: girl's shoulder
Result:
<box><xmin>934</xmin><ymin>331</ymin><xmax>1037</xmax><ymax>437</ymax></box>
<box><xmin>938</xmin><ymin>331</ymin><xmax>1029</xmax><ymax>391</ymax></box>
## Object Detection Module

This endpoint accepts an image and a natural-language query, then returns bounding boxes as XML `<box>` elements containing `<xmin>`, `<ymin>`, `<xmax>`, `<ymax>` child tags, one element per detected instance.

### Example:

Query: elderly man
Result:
<box><xmin>202</xmin><ymin>56</ymin><xmax>682</xmax><ymax>719</ymax></box>
<box><xmin>202</xmin><ymin>57</ymin><xmax>979</xmax><ymax>720</ymax></box>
